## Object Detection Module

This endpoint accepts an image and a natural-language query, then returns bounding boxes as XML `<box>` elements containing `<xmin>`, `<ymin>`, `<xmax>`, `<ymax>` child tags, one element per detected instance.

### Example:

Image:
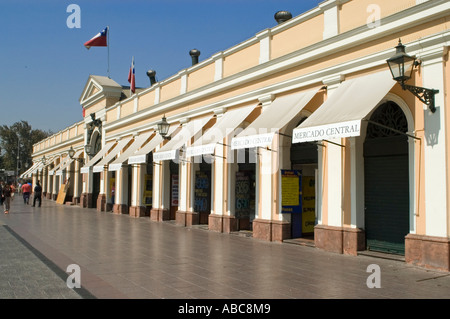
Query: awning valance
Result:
<box><xmin>186</xmin><ymin>104</ymin><xmax>258</xmax><ymax>157</ymax></box>
<box><xmin>55</xmin><ymin>149</ymin><xmax>83</xmax><ymax>176</ymax></box>
<box><xmin>153</xmin><ymin>115</ymin><xmax>213</xmax><ymax>161</ymax></box>
<box><xmin>49</xmin><ymin>159</ymin><xmax>66</xmax><ymax>176</ymax></box>
<box><xmin>21</xmin><ymin>162</ymin><xmax>40</xmax><ymax>178</ymax></box>
<box><xmin>80</xmin><ymin>141</ymin><xmax>116</xmax><ymax>174</ymax></box>
<box><xmin>292</xmin><ymin>70</ymin><xmax>396</xmax><ymax>143</ymax></box>
<box><xmin>127</xmin><ymin>126</ymin><xmax>179</xmax><ymax>165</ymax></box>
<box><xmin>231</xmin><ymin>89</ymin><xmax>319</xmax><ymax>150</ymax></box>
<box><xmin>108</xmin><ymin>131</ymin><xmax>154</xmax><ymax>171</ymax></box>
<box><xmin>93</xmin><ymin>136</ymin><xmax>133</xmax><ymax>173</ymax></box>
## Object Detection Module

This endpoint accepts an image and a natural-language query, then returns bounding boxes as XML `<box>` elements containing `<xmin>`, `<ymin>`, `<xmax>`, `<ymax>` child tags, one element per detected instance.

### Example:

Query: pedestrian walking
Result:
<box><xmin>2</xmin><ymin>182</ymin><xmax>12</xmax><ymax>214</ymax></box>
<box><xmin>10</xmin><ymin>184</ymin><xmax>15</xmax><ymax>201</ymax></box>
<box><xmin>0</xmin><ymin>181</ymin><xmax>3</xmax><ymax>206</ymax></box>
<box><xmin>21</xmin><ymin>182</ymin><xmax>31</xmax><ymax>204</ymax></box>
<box><xmin>32</xmin><ymin>181</ymin><xmax>42</xmax><ymax>207</ymax></box>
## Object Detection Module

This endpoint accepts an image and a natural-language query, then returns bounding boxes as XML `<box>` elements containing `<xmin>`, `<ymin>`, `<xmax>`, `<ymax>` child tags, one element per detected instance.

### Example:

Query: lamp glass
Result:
<box><xmin>68</xmin><ymin>146</ymin><xmax>75</xmax><ymax>159</ymax></box>
<box><xmin>387</xmin><ymin>40</ymin><xmax>416</xmax><ymax>83</ymax></box>
<box><xmin>157</xmin><ymin>116</ymin><xmax>170</xmax><ymax>137</ymax></box>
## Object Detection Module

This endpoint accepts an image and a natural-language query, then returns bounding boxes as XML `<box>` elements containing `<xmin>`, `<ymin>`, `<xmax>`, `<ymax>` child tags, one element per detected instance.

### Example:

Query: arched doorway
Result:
<box><xmin>90</xmin><ymin>131</ymin><xmax>102</xmax><ymax>209</ymax></box>
<box><xmin>363</xmin><ymin>101</ymin><xmax>410</xmax><ymax>255</ymax></box>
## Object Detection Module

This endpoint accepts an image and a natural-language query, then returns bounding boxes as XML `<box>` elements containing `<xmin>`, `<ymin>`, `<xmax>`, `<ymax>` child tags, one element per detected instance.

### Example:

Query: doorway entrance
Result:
<box><xmin>169</xmin><ymin>161</ymin><xmax>179</xmax><ymax>220</ymax></box>
<box><xmin>364</xmin><ymin>101</ymin><xmax>410</xmax><ymax>255</ymax></box>
<box><xmin>290</xmin><ymin>141</ymin><xmax>318</xmax><ymax>239</ymax></box>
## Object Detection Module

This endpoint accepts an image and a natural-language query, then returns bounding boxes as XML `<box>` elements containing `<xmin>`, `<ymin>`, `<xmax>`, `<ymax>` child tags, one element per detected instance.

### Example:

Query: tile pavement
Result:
<box><xmin>0</xmin><ymin>197</ymin><xmax>449</xmax><ymax>300</ymax></box>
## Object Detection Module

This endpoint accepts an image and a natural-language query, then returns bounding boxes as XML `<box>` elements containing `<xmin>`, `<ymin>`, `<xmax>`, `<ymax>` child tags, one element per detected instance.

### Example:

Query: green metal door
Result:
<box><xmin>364</xmin><ymin>154</ymin><xmax>409</xmax><ymax>255</ymax></box>
<box><xmin>364</xmin><ymin>101</ymin><xmax>410</xmax><ymax>255</ymax></box>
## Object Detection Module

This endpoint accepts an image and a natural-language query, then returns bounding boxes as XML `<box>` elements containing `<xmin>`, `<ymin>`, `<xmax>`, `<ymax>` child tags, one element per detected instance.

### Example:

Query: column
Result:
<box><xmin>81</xmin><ymin>169</ymin><xmax>93</xmax><ymax>208</ymax></box>
<box><xmin>52</xmin><ymin>172</ymin><xmax>58</xmax><ymax>201</ymax></box>
<box><xmin>72</xmin><ymin>159</ymin><xmax>82</xmax><ymax>205</ymax></box>
<box><xmin>209</xmin><ymin>142</ymin><xmax>226</xmax><ymax>232</ymax></box>
<box><xmin>405</xmin><ymin>46</ymin><xmax>450</xmax><ymax>271</ymax></box>
<box><xmin>225</xmin><ymin>143</ymin><xmax>238</xmax><ymax>233</ymax></box>
<box><xmin>46</xmin><ymin>168</ymin><xmax>52</xmax><ymax>199</ymax></box>
<box><xmin>113</xmin><ymin>166</ymin><xmax>128</xmax><ymax>214</ymax></box>
<box><xmin>129</xmin><ymin>163</ymin><xmax>146</xmax><ymax>218</ymax></box>
<box><xmin>41</xmin><ymin>167</ymin><xmax>47</xmax><ymax>198</ymax></box>
<box><xmin>96</xmin><ymin>169</ymin><xmax>108</xmax><ymax>212</ymax></box>
<box><xmin>314</xmin><ymin>74</ymin><xmax>346</xmax><ymax>253</ymax></box>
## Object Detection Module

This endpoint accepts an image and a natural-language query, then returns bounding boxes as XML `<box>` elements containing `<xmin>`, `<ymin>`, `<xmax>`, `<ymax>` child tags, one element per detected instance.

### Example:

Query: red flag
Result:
<box><xmin>84</xmin><ymin>27</ymin><xmax>108</xmax><ymax>49</ymax></box>
<box><xmin>128</xmin><ymin>56</ymin><xmax>135</xmax><ymax>94</ymax></box>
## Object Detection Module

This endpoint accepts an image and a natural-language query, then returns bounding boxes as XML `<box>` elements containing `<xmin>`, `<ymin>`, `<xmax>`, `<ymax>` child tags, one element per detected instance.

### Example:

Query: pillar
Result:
<box><xmin>72</xmin><ymin>159</ymin><xmax>82</xmax><ymax>205</ymax></box>
<box><xmin>129</xmin><ymin>163</ymin><xmax>147</xmax><ymax>217</ymax></box>
<box><xmin>113</xmin><ymin>166</ymin><xmax>128</xmax><ymax>214</ymax></box>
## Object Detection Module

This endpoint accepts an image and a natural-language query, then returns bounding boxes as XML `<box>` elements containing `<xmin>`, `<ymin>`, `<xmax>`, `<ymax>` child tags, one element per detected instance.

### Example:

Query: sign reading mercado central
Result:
<box><xmin>292</xmin><ymin>120</ymin><xmax>361</xmax><ymax>143</ymax></box>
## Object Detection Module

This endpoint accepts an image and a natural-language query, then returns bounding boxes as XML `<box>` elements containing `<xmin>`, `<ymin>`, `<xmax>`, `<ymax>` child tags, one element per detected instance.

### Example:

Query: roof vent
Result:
<box><xmin>146</xmin><ymin>70</ymin><xmax>157</xmax><ymax>86</ymax></box>
<box><xmin>189</xmin><ymin>49</ymin><xmax>201</xmax><ymax>66</ymax></box>
<box><xmin>274</xmin><ymin>11</ymin><xmax>292</xmax><ymax>24</ymax></box>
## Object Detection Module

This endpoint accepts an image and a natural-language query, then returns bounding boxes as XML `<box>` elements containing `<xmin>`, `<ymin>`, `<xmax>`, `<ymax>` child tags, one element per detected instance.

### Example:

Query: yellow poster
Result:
<box><xmin>281</xmin><ymin>170</ymin><xmax>301</xmax><ymax>214</ymax></box>
<box><xmin>143</xmin><ymin>174</ymin><xmax>152</xmax><ymax>206</ymax></box>
<box><xmin>302</xmin><ymin>176</ymin><xmax>315</xmax><ymax>233</ymax></box>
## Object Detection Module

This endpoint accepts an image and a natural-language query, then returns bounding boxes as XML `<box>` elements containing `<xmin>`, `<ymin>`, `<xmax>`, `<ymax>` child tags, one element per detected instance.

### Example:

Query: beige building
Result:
<box><xmin>27</xmin><ymin>0</ymin><xmax>450</xmax><ymax>271</ymax></box>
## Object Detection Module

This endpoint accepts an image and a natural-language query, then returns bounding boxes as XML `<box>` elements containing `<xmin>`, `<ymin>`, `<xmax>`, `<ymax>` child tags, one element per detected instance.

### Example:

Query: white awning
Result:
<box><xmin>20</xmin><ymin>162</ymin><xmax>39</xmax><ymax>178</ymax></box>
<box><xmin>127</xmin><ymin>126</ymin><xmax>179</xmax><ymax>165</ymax></box>
<box><xmin>55</xmin><ymin>149</ymin><xmax>83</xmax><ymax>176</ymax></box>
<box><xmin>40</xmin><ymin>155</ymin><xmax>56</xmax><ymax>173</ymax></box>
<box><xmin>231</xmin><ymin>89</ymin><xmax>319</xmax><ymax>150</ymax></box>
<box><xmin>49</xmin><ymin>160</ymin><xmax>64</xmax><ymax>176</ymax></box>
<box><xmin>186</xmin><ymin>104</ymin><xmax>257</xmax><ymax>157</ymax></box>
<box><xmin>153</xmin><ymin>115</ymin><xmax>213</xmax><ymax>161</ymax></box>
<box><xmin>108</xmin><ymin>131</ymin><xmax>154</xmax><ymax>171</ymax></box>
<box><xmin>80</xmin><ymin>141</ymin><xmax>116</xmax><ymax>174</ymax></box>
<box><xmin>92</xmin><ymin>136</ymin><xmax>133</xmax><ymax>173</ymax></box>
<box><xmin>292</xmin><ymin>70</ymin><xmax>396</xmax><ymax>143</ymax></box>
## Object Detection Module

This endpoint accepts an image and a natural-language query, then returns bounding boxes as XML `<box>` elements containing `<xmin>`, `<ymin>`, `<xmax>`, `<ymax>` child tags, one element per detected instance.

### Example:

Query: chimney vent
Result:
<box><xmin>146</xmin><ymin>70</ymin><xmax>157</xmax><ymax>86</ymax></box>
<box><xmin>189</xmin><ymin>49</ymin><xmax>201</xmax><ymax>66</ymax></box>
<box><xmin>274</xmin><ymin>11</ymin><xmax>292</xmax><ymax>24</ymax></box>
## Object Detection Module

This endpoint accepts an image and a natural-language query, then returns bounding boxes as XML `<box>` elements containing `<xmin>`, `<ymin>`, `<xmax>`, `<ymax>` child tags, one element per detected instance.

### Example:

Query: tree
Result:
<box><xmin>0</xmin><ymin>121</ymin><xmax>52</xmax><ymax>178</ymax></box>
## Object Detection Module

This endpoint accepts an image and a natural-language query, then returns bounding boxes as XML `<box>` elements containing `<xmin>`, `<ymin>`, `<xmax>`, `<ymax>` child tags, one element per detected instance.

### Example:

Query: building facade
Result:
<box><xmin>27</xmin><ymin>0</ymin><xmax>450</xmax><ymax>271</ymax></box>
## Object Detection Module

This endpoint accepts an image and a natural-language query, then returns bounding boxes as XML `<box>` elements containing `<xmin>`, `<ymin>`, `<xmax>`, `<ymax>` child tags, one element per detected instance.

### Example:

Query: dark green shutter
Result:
<box><xmin>364</xmin><ymin>154</ymin><xmax>409</xmax><ymax>255</ymax></box>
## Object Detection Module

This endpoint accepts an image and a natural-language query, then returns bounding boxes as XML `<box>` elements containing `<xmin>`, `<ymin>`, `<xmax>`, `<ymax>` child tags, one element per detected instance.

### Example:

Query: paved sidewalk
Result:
<box><xmin>0</xmin><ymin>197</ymin><xmax>449</xmax><ymax>299</ymax></box>
<box><xmin>0</xmin><ymin>221</ymin><xmax>89</xmax><ymax>299</ymax></box>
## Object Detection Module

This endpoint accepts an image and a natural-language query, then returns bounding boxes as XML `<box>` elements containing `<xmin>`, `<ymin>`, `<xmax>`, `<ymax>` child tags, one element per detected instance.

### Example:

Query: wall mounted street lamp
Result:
<box><xmin>386</xmin><ymin>39</ymin><xmax>439</xmax><ymax>113</ymax></box>
<box><xmin>157</xmin><ymin>115</ymin><xmax>171</xmax><ymax>140</ymax></box>
<box><xmin>69</xmin><ymin>146</ymin><xmax>85</xmax><ymax>164</ymax></box>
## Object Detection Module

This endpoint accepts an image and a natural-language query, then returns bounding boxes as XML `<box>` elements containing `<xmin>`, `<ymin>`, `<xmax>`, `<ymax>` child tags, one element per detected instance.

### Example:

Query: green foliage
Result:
<box><xmin>0</xmin><ymin>121</ymin><xmax>52</xmax><ymax>175</ymax></box>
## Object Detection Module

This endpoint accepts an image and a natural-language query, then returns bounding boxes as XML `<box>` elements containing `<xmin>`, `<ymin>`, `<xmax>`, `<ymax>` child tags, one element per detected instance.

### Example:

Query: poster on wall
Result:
<box><xmin>194</xmin><ymin>171</ymin><xmax>210</xmax><ymax>213</ymax></box>
<box><xmin>302</xmin><ymin>176</ymin><xmax>315</xmax><ymax>233</ymax></box>
<box><xmin>171</xmin><ymin>174</ymin><xmax>179</xmax><ymax>206</ymax></box>
<box><xmin>281</xmin><ymin>170</ymin><xmax>302</xmax><ymax>214</ymax></box>
<box><xmin>143</xmin><ymin>174</ymin><xmax>152</xmax><ymax>207</ymax></box>
<box><xmin>109</xmin><ymin>177</ymin><xmax>115</xmax><ymax>204</ymax></box>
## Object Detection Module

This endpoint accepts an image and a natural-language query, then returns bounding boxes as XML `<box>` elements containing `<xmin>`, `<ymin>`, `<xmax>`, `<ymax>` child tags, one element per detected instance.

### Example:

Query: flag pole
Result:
<box><xmin>107</xmin><ymin>25</ymin><xmax>110</xmax><ymax>78</ymax></box>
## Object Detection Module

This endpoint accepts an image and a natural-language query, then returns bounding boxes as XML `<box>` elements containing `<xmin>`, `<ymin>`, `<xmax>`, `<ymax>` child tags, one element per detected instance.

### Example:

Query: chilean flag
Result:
<box><xmin>84</xmin><ymin>27</ymin><xmax>108</xmax><ymax>49</ymax></box>
<box><xmin>128</xmin><ymin>56</ymin><xmax>135</xmax><ymax>94</ymax></box>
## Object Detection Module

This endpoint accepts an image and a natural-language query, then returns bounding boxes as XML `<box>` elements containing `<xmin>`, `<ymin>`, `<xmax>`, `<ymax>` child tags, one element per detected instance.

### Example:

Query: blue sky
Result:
<box><xmin>0</xmin><ymin>0</ymin><xmax>322</xmax><ymax>133</ymax></box>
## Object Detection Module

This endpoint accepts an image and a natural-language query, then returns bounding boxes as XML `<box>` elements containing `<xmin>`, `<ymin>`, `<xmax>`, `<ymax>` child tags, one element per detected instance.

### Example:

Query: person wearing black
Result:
<box><xmin>2</xmin><ymin>183</ymin><xmax>11</xmax><ymax>214</ymax></box>
<box><xmin>32</xmin><ymin>181</ymin><xmax>42</xmax><ymax>207</ymax></box>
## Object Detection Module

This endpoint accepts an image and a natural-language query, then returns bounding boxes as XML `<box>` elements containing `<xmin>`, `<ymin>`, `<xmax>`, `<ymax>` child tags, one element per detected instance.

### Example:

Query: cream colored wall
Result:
<box><xmin>223</xmin><ymin>42</ymin><xmax>259</xmax><ymax>78</ymax></box>
<box><xmin>121</xmin><ymin>99</ymin><xmax>135</xmax><ymax>118</ymax></box>
<box><xmin>271</xmin><ymin>14</ymin><xmax>324</xmax><ymax>60</ymax></box>
<box><xmin>340</xmin><ymin>0</ymin><xmax>417</xmax><ymax>33</ymax></box>
<box><xmin>160</xmin><ymin>78</ymin><xmax>181</xmax><ymax>103</ymax></box>
<box><xmin>138</xmin><ymin>90</ymin><xmax>155</xmax><ymax>111</ymax></box>
<box><xmin>84</xmin><ymin>99</ymin><xmax>107</xmax><ymax>116</ymax></box>
<box><xmin>187</xmin><ymin>63</ymin><xmax>215</xmax><ymax>92</ymax></box>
